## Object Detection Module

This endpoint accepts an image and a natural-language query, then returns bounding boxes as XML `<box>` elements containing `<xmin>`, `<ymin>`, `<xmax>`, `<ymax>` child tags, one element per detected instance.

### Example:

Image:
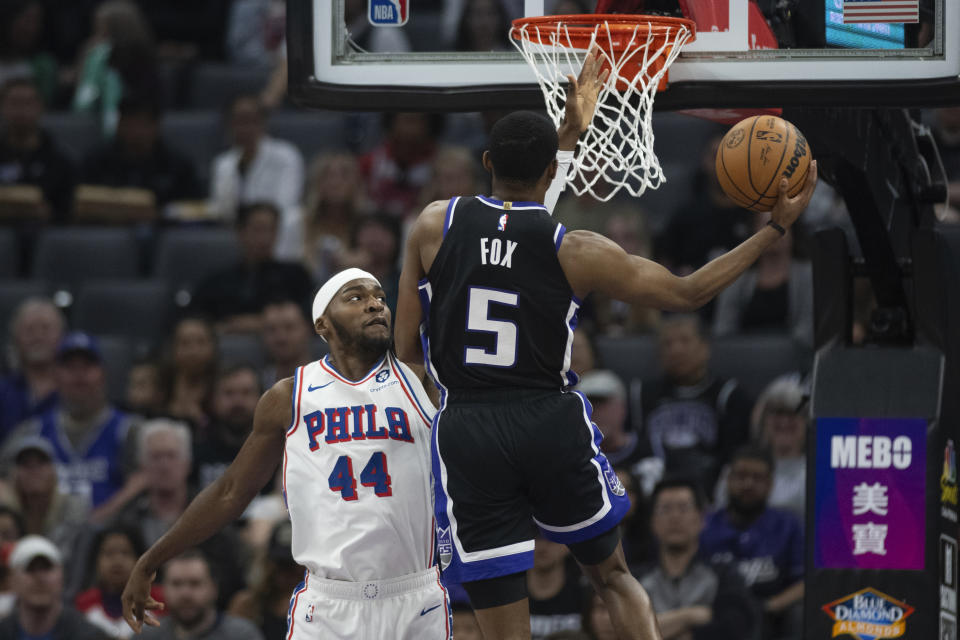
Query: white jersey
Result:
<box><xmin>283</xmin><ymin>352</ymin><xmax>436</xmax><ymax>582</ymax></box>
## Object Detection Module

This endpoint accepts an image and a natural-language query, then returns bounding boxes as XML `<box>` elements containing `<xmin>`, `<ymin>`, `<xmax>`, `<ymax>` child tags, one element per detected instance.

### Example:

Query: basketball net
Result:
<box><xmin>511</xmin><ymin>16</ymin><xmax>695</xmax><ymax>202</ymax></box>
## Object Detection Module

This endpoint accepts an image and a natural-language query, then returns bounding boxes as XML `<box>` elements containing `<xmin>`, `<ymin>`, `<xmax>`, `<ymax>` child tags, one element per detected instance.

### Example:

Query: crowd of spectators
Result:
<box><xmin>0</xmin><ymin>2</ymin><xmax>957</xmax><ymax>640</ymax></box>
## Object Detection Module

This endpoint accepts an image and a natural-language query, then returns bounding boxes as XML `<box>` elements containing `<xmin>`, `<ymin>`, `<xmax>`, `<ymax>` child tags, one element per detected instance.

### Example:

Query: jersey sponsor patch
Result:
<box><xmin>376</xmin><ymin>369</ymin><xmax>390</xmax><ymax>383</ymax></box>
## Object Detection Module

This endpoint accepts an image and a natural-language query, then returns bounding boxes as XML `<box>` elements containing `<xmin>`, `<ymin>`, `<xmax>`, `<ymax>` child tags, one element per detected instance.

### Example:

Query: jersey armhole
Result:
<box><xmin>553</xmin><ymin>223</ymin><xmax>567</xmax><ymax>253</ymax></box>
<box><xmin>443</xmin><ymin>197</ymin><xmax>461</xmax><ymax>237</ymax></box>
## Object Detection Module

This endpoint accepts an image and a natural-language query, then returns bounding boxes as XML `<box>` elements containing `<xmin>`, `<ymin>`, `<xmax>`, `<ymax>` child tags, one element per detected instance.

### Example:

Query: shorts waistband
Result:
<box><xmin>446</xmin><ymin>387</ymin><xmax>563</xmax><ymax>405</ymax></box>
<box><xmin>305</xmin><ymin>567</ymin><xmax>440</xmax><ymax>601</ymax></box>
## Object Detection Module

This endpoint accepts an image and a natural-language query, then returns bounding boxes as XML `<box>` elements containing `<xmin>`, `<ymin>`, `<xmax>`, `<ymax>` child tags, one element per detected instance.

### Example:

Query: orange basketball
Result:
<box><xmin>714</xmin><ymin>115</ymin><xmax>811</xmax><ymax>213</ymax></box>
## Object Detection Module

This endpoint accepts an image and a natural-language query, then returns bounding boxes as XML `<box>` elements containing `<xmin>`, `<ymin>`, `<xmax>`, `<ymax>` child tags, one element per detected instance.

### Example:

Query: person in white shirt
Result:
<box><xmin>208</xmin><ymin>95</ymin><xmax>303</xmax><ymax>226</ymax></box>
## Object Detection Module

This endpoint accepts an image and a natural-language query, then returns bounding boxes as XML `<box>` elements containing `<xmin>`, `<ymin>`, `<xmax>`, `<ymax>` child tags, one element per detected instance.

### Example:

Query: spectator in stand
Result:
<box><xmin>0</xmin><ymin>298</ymin><xmax>64</xmax><ymax>437</ymax></box>
<box><xmin>591</xmin><ymin>212</ymin><xmax>659</xmax><ymax>336</ymax></box>
<box><xmin>114</xmin><ymin>419</ymin><xmax>245</xmax><ymax>608</ymax></box>
<box><xmin>361</xmin><ymin>112</ymin><xmax>443</xmax><ymax>217</ymax></box>
<box><xmin>713</xmin><ymin>214</ymin><xmax>814</xmax><ymax>348</ymax></box>
<box><xmin>260</xmin><ymin>300</ymin><xmax>314</xmax><ymax>388</ymax></box>
<box><xmin>191</xmin><ymin>203</ymin><xmax>314</xmax><ymax>334</ymax></box>
<box><xmin>635</xmin><ymin>477</ymin><xmax>758</xmax><ymax>640</ymax></box>
<box><xmin>0</xmin><ymin>506</ymin><xmax>24</xmax><ymax>618</ymax></box>
<box><xmin>576</xmin><ymin>370</ymin><xmax>647</xmax><ymax>475</ymax></box>
<box><xmin>123</xmin><ymin>359</ymin><xmax>165</xmax><ymax>419</ymax></box>
<box><xmin>453</xmin><ymin>0</ymin><xmax>513</xmax><ymax>51</ymax></box>
<box><xmin>528</xmin><ymin>536</ymin><xmax>585</xmax><ymax>639</ymax></box>
<box><xmin>80</xmin><ymin>97</ymin><xmax>202</xmax><ymax>207</ymax></box>
<box><xmin>700</xmin><ymin>445</ymin><xmax>803</xmax><ymax>640</ymax></box>
<box><xmin>3</xmin><ymin>332</ymin><xmax>142</xmax><ymax>520</ymax></box>
<box><xmin>72</xmin><ymin>0</ymin><xmax>160</xmax><ymax>136</ymax></box>
<box><xmin>208</xmin><ymin>95</ymin><xmax>303</xmax><ymax>224</ymax></box>
<box><xmin>0</xmin><ymin>436</ymin><xmax>87</xmax><ymax>559</ymax></box>
<box><xmin>74</xmin><ymin>525</ymin><xmax>162</xmax><ymax>639</ymax></box>
<box><xmin>278</xmin><ymin>152</ymin><xmax>373</xmax><ymax>280</ymax></box>
<box><xmin>227</xmin><ymin>520</ymin><xmax>301</xmax><ymax>640</ymax></box>
<box><xmin>714</xmin><ymin>376</ymin><xmax>808</xmax><ymax>522</ymax></box>
<box><xmin>451</xmin><ymin>602</ymin><xmax>484</xmax><ymax>640</ymax></box>
<box><xmin>227</xmin><ymin>0</ymin><xmax>286</xmax><ymax>67</ymax></box>
<box><xmin>656</xmin><ymin>135</ymin><xmax>753</xmax><ymax>275</ymax></box>
<box><xmin>634</xmin><ymin>315</ymin><xmax>753</xmax><ymax>497</ymax></box>
<box><xmin>160</xmin><ymin>316</ymin><xmax>218</xmax><ymax>429</ymax></box>
<box><xmin>417</xmin><ymin>146</ymin><xmax>483</xmax><ymax>209</ymax></box>
<box><xmin>615</xmin><ymin>467</ymin><xmax>652</xmax><ymax>567</ymax></box>
<box><xmin>138</xmin><ymin>550</ymin><xmax>262</xmax><ymax>640</ymax></box>
<box><xmin>0</xmin><ymin>2</ymin><xmax>57</xmax><ymax>104</ymax></box>
<box><xmin>342</xmin><ymin>215</ymin><xmax>403</xmax><ymax>314</ymax></box>
<box><xmin>0</xmin><ymin>78</ymin><xmax>75</xmax><ymax>220</ymax></box>
<box><xmin>193</xmin><ymin>365</ymin><xmax>260</xmax><ymax>491</ymax></box>
<box><xmin>0</xmin><ymin>536</ymin><xmax>104</xmax><ymax>639</ymax></box>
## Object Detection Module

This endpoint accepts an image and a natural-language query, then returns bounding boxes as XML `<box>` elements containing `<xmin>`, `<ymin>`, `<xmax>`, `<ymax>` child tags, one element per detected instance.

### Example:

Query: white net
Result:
<box><xmin>511</xmin><ymin>18</ymin><xmax>694</xmax><ymax>202</ymax></box>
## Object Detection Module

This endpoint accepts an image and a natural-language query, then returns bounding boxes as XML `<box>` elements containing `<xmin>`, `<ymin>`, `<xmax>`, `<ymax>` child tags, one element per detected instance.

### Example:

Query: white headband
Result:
<box><xmin>312</xmin><ymin>268</ymin><xmax>381</xmax><ymax>322</ymax></box>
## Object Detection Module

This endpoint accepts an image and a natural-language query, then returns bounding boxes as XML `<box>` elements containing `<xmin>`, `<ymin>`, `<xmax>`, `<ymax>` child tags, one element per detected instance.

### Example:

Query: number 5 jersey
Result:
<box><xmin>283</xmin><ymin>351</ymin><xmax>437</xmax><ymax>581</ymax></box>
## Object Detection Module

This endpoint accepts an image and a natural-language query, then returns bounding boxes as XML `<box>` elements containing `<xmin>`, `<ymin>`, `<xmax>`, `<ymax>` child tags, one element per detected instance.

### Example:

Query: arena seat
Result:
<box><xmin>96</xmin><ymin>335</ymin><xmax>134</xmax><ymax>404</ymax></box>
<box><xmin>267</xmin><ymin>111</ymin><xmax>352</xmax><ymax>161</ymax></box>
<box><xmin>40</xmin><ymin>113</ymin><xmax>100</xmax><ymax>164</ymax></box>
<box><xmin>651</xmin><ymin>112</ymin><xmax>725</xmax><ymax>166</ymax></box>
<box><xmin>0</xmin><ymin>229</ymin><xmax>18</xmax><ymax>278</ymax></box>
<box><xmin>32</xmin><ymin>228</ymin><xmax>140</xmax><ymax>294</ymax></box>
<box><xmin>710</xmin><ymin>334</ymin><xmax>809</xmax><ymax>398</ymax></box>
<box><xmin>73</xmin><ymin>280</ymin><xmax>172</xmax><ymax>344</ymax></box>
<box><xmin>161</xmin><ymin>110</ymin><xmax>224</xmax><ymax>185</ymax></box>
<box><xmin>0</xmin><ymin>280</ymin><xmax>48</xmax><ymax>335</ymax></box>
<box><xmin>186</xmin><ymin>64</ymin><xmax>272</xmax><ymax>109</ymax></box>
<box><xmin>595</xmin><ymin>335</ymin><xmax>660</xmax><ymax>385</ymax></box>
<box><xmin>219</xmin><ymin>333</ymin><xmax>266</xmax><ymax>370</ymax></box>
<box><xmin>153</xmin><ymin>227</ymin><xmax>240</xmax><ymax>303</ymax></box>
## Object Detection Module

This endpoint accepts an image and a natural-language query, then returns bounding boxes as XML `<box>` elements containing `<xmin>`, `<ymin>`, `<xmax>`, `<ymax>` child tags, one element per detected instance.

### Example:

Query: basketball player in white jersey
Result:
<box><xmin>121</xmin><ymin>268</ymin><xmax>450</xmax><ymax>640</ymax></box>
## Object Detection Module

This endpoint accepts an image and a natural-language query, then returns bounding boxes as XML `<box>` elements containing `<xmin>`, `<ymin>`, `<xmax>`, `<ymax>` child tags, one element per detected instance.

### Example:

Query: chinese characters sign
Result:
<box><xmin>815</xmin><ymin>417</ymin><xmax>926</xmax><ymax>570</ymax></box>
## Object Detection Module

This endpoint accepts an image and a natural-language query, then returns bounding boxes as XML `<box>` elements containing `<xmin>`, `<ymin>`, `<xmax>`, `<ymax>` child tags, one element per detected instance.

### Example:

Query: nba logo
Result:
<box><xmin>497</xmin><ymin>213</ymin><xmax>508</xmax><ymax>231</ymax></box>
<box><xmin>369</xmin><ymin>0</ymin><xmax>408</xmax><ymax>26</ymax></box>
<box><xmin>304</xmin><ymin>603</ymin><xmax>314</xmax><ymax>623</ymax></box>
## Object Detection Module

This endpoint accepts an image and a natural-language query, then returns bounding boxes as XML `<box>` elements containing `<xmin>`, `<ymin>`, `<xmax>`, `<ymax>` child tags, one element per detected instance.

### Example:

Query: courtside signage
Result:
<box><xmin>821</xmin><ymin>588</ymin><xmax>915</xmax><ymax>640</ymax></box>
<box><xmin>814</xmin><ymin>417</ymin><xmax>926</xmax><ymax>569</ymax></box>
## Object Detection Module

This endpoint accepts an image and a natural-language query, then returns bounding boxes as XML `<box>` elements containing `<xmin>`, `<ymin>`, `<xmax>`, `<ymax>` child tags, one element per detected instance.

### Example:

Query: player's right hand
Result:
<box><xmin>121</xmin><ymin>563</ymin><xmax>164</xmax><ymax>633</ymax></box>
<box><xmin>770</xmin><ymin>159</ymin><xmax>818</xmax><ymax>229</ymax></box>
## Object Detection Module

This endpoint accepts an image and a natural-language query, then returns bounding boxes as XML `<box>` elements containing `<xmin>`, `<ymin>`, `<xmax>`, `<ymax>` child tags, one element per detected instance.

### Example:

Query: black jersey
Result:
<box><xmin>419</xmin><ymin>195</ymin><xmax>580</xmax><ymax>391</ymax></box>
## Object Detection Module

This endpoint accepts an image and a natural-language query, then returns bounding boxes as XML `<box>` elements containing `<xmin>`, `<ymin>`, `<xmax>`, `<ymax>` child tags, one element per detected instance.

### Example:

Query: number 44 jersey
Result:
<box><xmin>419</xmin><ymin>196</ymin><xmax>580</xmax><ymax>392</ymax></box>
<box><xmin>283</xmin><ymin>352</ymin><xmax>436</xmax><ymax>582</ymax></box>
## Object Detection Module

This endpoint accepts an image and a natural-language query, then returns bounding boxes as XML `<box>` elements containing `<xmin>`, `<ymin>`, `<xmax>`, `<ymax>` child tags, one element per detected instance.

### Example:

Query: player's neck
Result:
<box><xmin>490</xmin><ymin>180</ymin><xmax>545</xmax><ymax>205</ymax></box>
<box><xmin>326</xmin><ymin>347</ymin><xmax>385</xmax><ymax>382</ymax></box>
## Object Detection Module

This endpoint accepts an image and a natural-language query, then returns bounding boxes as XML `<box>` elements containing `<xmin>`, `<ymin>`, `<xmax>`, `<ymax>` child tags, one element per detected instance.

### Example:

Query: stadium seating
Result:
<box><xmin>73</xmin><ymin>280</ymin><xmax>172</xmax><ymax>344</ymax></box>
<box><xmin>266</xmin><ymin>111</ymin><xmax>353</xmax><ymax>159</ymax></box>
<box><xmin>40</xmin><ymin>113</ymin><xmax>101</xmax><ymax>164</ymax></box>
<box><xmin>31</xmin><ymin>228</ymin><xmax>140</xmax><ymax>294</ymax></box>
<box><xmin>161</xmin><ymin>110</ymin><xmax>225</xmax><ymax>185</ymax></box>
<box><xmin>186</xmin><ymin>64</ymin><xmax>272</xmax><ymax>109</ymax></box>
<box><xmin>152</xmin><ymin>227</ymin><xmax>240</xmax><ymax>303</ymax></box>
<box><xmin>219</xmin><ymin>333</ymin><xmax>266</xmax><ymax>369</ymax></box>
<box><xmin>0</xmin><ymin>229</ymin><xmax>18</xmax><ymax>278</ymax></box>
<box><xmin>97</xmin><ymin>335</ymin><xmax>135</xmax><ymax>404</ymax></box>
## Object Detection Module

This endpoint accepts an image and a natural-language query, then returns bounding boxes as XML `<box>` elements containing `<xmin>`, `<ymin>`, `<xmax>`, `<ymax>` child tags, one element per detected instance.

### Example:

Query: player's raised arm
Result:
<box><xmin>559</xmin><ymin>161</ymin><xmax>818</xmax><ymax>309</ymax></box>
<box><xmin>394</xmin><ymin>200</ymin><xmax>447</xmax><ymax>368</ymax></box>
<box><xmin>121</xmin><ymin>378</ymin><xmax>291</xmax><ymax>633</ymax></box>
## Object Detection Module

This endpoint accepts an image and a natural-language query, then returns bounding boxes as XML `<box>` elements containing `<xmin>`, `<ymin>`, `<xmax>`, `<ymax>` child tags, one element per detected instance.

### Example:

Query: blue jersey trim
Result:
<box><xmin>443</xmin><ymin>197</ymin><xmax>460</xmax><ymax>237</ymax></box>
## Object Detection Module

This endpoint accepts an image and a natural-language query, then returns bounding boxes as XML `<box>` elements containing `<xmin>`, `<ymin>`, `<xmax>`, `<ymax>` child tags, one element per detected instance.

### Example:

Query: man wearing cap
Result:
<box><xmin>124</xmin><ymin>268</ymin><xmax>449</xmax><ymax>639</ymax></box>
<box><xmin>0</xmin><ymin>535</ymin><xmax>104</xmax><ymax>639</ymax></box>
<box><xmin>0</xmin><ymin>436</ymin><xmax>88</xmax><ymax>558</ymax></box>
<box><xmin>3</xmin><ymin>332</ymin><xmax>142</xmax><ymax>521</ymax></box>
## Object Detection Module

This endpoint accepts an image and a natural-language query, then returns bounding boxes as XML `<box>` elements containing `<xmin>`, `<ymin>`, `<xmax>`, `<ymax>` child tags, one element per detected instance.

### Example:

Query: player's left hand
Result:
<box><xmin>121</xmin><ymin>564</ymin><xmax>164</xmax><ymax>633</ymax></box>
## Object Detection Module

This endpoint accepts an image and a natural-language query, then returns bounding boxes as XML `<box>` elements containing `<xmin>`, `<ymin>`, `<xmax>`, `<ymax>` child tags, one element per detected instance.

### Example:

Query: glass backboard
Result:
<box><xmin>288</xmin><ymin>0</ymin><xmax>960</xmax><ymax>111</ymax></box>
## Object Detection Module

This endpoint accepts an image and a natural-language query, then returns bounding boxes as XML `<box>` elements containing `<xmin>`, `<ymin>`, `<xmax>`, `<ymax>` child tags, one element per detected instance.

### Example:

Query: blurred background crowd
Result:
<box><xmin>0</xmin><ymin>0</ymin><xmax>959</xmax><ymax>639</ymax></box>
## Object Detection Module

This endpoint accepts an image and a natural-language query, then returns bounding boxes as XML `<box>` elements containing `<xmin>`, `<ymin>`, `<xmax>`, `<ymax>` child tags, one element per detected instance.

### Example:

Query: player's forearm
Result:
<box><xmin>138</xmin><ymin>475</ymin><xmax>255</xmax><ymax>573</ymax></box>
<box><xmin>681</xmin><ymin>225</ymin><xmax>782</xmax><ymax>309</ymax></box>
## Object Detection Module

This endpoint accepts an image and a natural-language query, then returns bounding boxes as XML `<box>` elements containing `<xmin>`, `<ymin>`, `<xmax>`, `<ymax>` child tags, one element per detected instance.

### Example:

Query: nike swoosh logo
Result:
<box><xmin>420</xmin><ymin>604</ymin><xmax>443</xmax><ymax>616</ymax></box>
<box><xmin>307</xmin><ymin>382</ymin><xmax>333</xmax><ymax>392</ymax></box>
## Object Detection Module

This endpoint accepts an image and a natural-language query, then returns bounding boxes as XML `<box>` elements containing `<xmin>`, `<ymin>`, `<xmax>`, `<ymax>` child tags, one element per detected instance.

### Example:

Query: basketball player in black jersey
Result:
<box><xmin>394</xmin><ymin>49</ymin><xmax>818</xmax><ymax>640</ymax></box>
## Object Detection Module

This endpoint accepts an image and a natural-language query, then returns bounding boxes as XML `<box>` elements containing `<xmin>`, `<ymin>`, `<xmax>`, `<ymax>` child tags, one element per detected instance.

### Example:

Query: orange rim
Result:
<box><xmin>510</xmin><ymin>14</ymin><xmax>697</xmax><ymax>51</ymax></box>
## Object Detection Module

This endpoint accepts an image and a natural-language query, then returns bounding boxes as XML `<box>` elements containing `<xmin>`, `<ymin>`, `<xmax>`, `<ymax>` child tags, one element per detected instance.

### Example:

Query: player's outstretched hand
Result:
<box><xmin>770</xmin><ymin>160</ymin><xmax>818</xmax><ymax>229</ymax></box>
<box><xmin>122</xmin><ymin>563</ymin><xmax>164</xmax><ymax>633</ymax></box>
<box><xmin>559</xmin><ymin>45</ymin><xmax>609</xmax><ymax>146</ymax></box>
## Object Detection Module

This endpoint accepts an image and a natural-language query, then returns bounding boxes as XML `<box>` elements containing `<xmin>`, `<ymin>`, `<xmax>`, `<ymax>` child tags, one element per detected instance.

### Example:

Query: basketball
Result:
<box><xmin>714</xmin><ymin>115</ymin><xmax>812</xmax><ymax>213</ymax></box>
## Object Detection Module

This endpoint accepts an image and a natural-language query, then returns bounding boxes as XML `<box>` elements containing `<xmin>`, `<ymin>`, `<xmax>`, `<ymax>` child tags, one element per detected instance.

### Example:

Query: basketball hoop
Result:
<box><xmin>510</xmin><ymin>14</ymin><xmax>696</xmax><ymax>202</ymax></box>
